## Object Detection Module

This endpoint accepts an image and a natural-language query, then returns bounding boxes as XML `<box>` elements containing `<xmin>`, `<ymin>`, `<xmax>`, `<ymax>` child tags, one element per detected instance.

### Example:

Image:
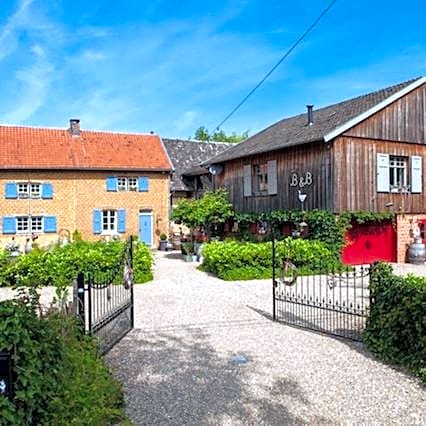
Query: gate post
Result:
<box><xmin>272</xmin><ymin>227</ymin><xmax>277</xmax><ymax>321</ymax></box>
<box><xmin>76</xmin><ymin>272</ymin><xmax>85</xmax><ymax>330</ymax></box>
<box><xmin>129</xmin><ymin>237</ymin><xmax>135</xmax><ymax>328</ymax></box>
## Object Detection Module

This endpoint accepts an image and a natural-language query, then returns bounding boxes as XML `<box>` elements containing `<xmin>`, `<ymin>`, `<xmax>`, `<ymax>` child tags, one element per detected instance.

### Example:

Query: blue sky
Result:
<box><xmin>0</xmin><ymin>0</ymin><xmax>425</xmax><ymax>139</ymax></box>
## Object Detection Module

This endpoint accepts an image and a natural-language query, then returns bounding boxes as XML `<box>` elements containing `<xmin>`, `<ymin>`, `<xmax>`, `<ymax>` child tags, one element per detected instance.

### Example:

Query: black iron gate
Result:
<box><xmin>272</xmin><ymin>242</ymin><xmax>370</xmax><ymax>341</ymax></box>
<box><xmin>76</xmin><ymin>237</ymin><xmax>134</xmax><ymax>354</ymax></box>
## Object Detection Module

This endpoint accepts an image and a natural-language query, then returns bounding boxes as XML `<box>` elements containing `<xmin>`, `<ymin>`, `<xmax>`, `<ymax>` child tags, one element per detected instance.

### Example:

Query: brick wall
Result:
<box><xmin>0</xmin><ymin>170</ymin><xmax>170</xmax><ymax>249</ymax></box>
<box><xmin>396</xmin><ymin>213</ymin><xmax>426</xmax><ymax>262</ymax></box>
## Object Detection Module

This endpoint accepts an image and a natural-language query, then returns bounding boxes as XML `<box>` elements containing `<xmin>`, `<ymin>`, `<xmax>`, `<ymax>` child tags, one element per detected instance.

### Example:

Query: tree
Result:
<box><xmin>194</xmin><ymin>126</ymin><xmax>248</xmax><ymax>143</ymax></box>
<box><xmin>171</xmin><ymin>189</ymin><xmax>234</xmax><ymax>235</ymax></box>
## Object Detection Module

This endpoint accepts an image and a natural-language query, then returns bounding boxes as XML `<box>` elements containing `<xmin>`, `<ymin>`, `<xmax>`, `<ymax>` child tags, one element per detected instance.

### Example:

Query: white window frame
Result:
<box><xmin>117</xmin><ymin>177</ymin><xmax>127</xmax><ymax>192</ymax></box>
<box><xmin>389</xmin><ymin>156</ymin><xmax>409</xmax><ymax>192</ymax></box>
<box><xmin>17</xmin><ymin>182</ymin><xmax>41</xmax><ymax>199</ymax></box>
<box><xmin>128</xmin><ymin>177</ymin><xmax>138</xmax><ymax>191</ymax></box>
<box><xmin>117</xmin><ymin>177</ymin><xmax>138</xmax><ymax>192</ymax></box>
<box><xmin>102</xmin><ymin>210</ymin><xmax>117</xmax><ymax>233</ymax></box>
<box><xmin>16</xmin><ymin>216</ymin><xmax>43</xmax><ymax>233</ymax></box>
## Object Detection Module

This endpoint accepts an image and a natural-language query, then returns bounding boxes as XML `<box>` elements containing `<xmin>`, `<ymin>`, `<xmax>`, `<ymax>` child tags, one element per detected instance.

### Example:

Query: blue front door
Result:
<box><xmin>139</xmin><ymin>213</ymin><xmax>152</xmax><ymax>246</ymax></box>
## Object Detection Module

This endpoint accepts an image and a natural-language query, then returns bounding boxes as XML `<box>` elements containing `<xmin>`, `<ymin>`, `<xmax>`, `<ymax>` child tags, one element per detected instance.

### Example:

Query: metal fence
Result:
<box><xmin>273</xmin><ymin>264</ymin><xmax>370</xmax><ymax>341</ymax></box>
<box><xmin>76</xmin><ymin>237</ymin><xmax>134</xmax><ymax>354</ymax></box>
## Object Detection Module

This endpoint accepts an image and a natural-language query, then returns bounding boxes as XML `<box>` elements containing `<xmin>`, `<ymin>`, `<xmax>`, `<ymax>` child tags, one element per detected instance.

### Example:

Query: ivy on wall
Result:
<box><xmin>234</xmin><ymin>209</ymin><xmax>394</xmax><ymax>256</ymax></box>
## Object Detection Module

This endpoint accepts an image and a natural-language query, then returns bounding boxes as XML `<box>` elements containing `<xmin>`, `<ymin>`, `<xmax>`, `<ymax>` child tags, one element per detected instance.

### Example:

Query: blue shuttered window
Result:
<box><xmin>43</xmin><ymin>216</ymin><xmax>57</xmax><ymax>233</ymax></box>
<box><xmin>41</xmin><ymin>183</ymin><xmax>54</xmax><ymax>199</ymax></box>
<box><xmin>2</xmin><ymin>217</ymin><xmax>16</xmax><ymax>234</ymax></box>
<box><xmin>93</xmin><ymin>209</ymin><xmax>102</xmax><ymax>234</ymax></box>
<box><xmin>138</xmin><ymin>177</ymin><xmax>149</xmax><ymax>192</ymax></box>
<box><xmin>5</xmin><ymin>183</ymin><xmax>17</xmax><ymax>199</ymax></box>
<box><xmin>118</xmin><ymin>209</ymin><xmax>126</xmax><ymax>233</ymax></box>
<box><xmin>106</xmin><ymin>176</ymin><xmax>118</xmax><ymax>191</ymax></box>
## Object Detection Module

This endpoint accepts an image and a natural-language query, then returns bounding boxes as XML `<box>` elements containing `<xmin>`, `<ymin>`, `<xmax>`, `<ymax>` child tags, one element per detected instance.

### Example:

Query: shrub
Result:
<box><xmin>0</xmin><ymin>299</ymin><xmax>126</xmax><ymax>425</ymax></box>
<box><xmin>133</xmin><ymin>242</ymin><xmax>154</xmax><ymax>283</ymax></box>
<box><xmin>0</xmin><ymin>240</ymin><xmax>154</xmax><ymax>288</ymax></box>
<box><xmin>364</xmin><ymin>263</ymin><xmax>426</xmax><ymax>383</ymax></box>
<box><xmin>201</xmin><ymin>238</ymin><xmax>338</xmax><ymax>280</ymax></box>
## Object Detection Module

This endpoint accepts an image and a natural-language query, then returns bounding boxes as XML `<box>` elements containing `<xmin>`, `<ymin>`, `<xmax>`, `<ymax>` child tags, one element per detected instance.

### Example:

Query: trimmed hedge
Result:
<box><xmin>0</xmin><ymin>240</ymin><xmax>153</xmax><ymax>288</ymax></box>
<box><xmin>201</xmin><ymin>238</ymin><xmax>339</xmax><ymax>280</ymax></box>
<box><xmin>0</xmin><ymin>299</ymin><xmax>126</xmax><ymax>425</ymax></box>
<box><xmin>364</xmin><ymin>263</ymin><xmax>426</xmax><ymax>383</ymax></box>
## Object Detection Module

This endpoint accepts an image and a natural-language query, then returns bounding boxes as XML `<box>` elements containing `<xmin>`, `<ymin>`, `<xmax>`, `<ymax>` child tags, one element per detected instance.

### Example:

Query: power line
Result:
<box><xmin>214</xmin><ymin>0</ymin><xmax>338</xmax><ymax>131</ymax></box>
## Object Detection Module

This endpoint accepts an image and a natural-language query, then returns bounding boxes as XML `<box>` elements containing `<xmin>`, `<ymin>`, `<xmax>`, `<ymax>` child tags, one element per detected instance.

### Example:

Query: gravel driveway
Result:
<box><xmin>105</xmin><ymin>252</ymin><xmax>425</xmax><ymax>424</ymax></box>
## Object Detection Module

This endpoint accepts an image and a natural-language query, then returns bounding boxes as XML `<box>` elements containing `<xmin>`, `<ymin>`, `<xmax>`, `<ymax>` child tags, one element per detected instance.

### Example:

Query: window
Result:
<box><xmin>16</xmin><ymin>216</ymin><xmax>43</xmax><ymax>233</ymax></box>
<box><xmin>389</xmin><ymin>156</ymin><xmax>408</xmax><ymax>191</ymax></box>
<box><xmin>128</xmin><ymin>177</ymin><xmax>138</xmax><ymax>191</ymax></box>
<box><xmin>253</xmin><ymin>163</ymin><xmax>268</xmax><ymax>193</ymax></box>
<box><xmin>102</xmin><ymin>210</ymin><xmax>117</xmax><ymax>232</ymax></box>
<box><xmin>117</xmin><ymin>177</ymin><xmax>127</xmax><ymax>191</ymax></box>
<box><xmin>17</xmin><ymin>183</ymin><xmax>41</xmax><ymax>199</ymax></box>
<box><xmin>116</xmin><ymin>177</ymin><xmax>139</xmax><ymax>192</ymax></box>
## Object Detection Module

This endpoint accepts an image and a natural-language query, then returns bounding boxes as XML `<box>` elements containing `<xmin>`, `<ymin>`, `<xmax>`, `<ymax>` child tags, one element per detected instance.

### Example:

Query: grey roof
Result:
<box><xmin>206</xmin><ymin>77</ymin><xmax>423</xmax><ymax>164</ymax></box>
<box><xmin>162</xmin><ymin>138</ymin><xmax>232</xmax><ymax>191</ymax></box>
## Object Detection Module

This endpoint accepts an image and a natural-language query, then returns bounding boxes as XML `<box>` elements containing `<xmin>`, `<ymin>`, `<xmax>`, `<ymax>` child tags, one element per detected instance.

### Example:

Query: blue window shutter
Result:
<box><xmin>41</xmin><ymin>183</ymin><xmax>53</xmax><ymax>199</ymax></box>
<box><xmin>43</xmin><ymin>216</ymin><xmax>57</xmax><ymax>233</ymax></box>
<box><xmin>93</xmin><ymin>209</ymin><xmax>102</xmax><ymax>234</ymax></box>
<box><xmin>118</xmin><ymin>209</ymin><xmax>126</xmax><ymax>233</ymax></box>
<box><xmin>106</xmin><ymin>176</ymin><xmax>117</xmax><ymax>192</ymax></box>
<box><xmin>5</xmin><ymin>182</ymin><xmax>17</xmax><ymax>199</ymax></box>
<box><xmin>2</xmin><ymin>217</ymin><xmax>16</xmax><ymax>234</ymax></box>
<box><xmin>138</xmin><ymin>177</ymin><xmax>149</xmax><ymax>192</ymax></box>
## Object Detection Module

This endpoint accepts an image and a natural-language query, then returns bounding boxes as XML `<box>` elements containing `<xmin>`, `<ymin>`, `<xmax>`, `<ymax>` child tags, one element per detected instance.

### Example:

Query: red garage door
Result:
<box><xmin>342</xmin><ymin>221</ymin><xmax>397</xmax><ymax>265</ymax></box>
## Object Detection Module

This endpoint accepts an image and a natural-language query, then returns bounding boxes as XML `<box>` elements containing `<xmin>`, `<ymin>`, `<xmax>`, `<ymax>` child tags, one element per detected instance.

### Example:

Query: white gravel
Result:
<box><xmin>105</xmin><ymin>251</ymin><xmax>426</xmax><ymax>425</ymax></box>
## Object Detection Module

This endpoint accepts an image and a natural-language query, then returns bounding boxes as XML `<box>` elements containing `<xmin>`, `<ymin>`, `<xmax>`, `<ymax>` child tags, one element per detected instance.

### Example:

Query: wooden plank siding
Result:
<box><xmin>333</xmin><ymin>136</ymin><xmax>426</xmax><ymax>213</ymax></box>
<box><xmin>344</xmin><ymin>84</ymin><xmax>426</xmax><ymax>144</ymax></box>
<box><xmin>216</xmin><ymin>142</ymin><xmax>333</xmax><ymax>213</ymax></box>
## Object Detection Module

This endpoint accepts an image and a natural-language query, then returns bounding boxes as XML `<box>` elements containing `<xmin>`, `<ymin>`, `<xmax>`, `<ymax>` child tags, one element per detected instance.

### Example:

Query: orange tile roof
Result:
<box><xmin>0</xmin><ymin>125</ymin><xmax>173</xmax><ymax>171</ymax></box>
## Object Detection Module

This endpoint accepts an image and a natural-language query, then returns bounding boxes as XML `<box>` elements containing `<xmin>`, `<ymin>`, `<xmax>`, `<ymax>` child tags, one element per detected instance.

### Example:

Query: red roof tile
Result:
<box><xmin>0</xmin><ymin>125</ymin><xmax>172</xmax><ymax>171</ymax></box>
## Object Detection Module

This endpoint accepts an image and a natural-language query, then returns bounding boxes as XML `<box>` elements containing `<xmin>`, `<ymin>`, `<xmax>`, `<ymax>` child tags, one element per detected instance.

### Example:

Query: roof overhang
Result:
<box><xmin>323</xmin><ymin>76</ymin><xmax>426</xmax><ymax>142</ymax></box>
<box><xmin>0</xmin><ymin>166</ymin><xmax>173</xmax><ymax>172</ymax></box>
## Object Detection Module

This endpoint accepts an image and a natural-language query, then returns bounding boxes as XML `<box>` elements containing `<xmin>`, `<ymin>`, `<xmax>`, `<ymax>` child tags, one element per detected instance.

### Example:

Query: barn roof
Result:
<box><xmin>206</xmin><ymin>77</ymin><xmax>425</xmax><ymax>164</ymax></box>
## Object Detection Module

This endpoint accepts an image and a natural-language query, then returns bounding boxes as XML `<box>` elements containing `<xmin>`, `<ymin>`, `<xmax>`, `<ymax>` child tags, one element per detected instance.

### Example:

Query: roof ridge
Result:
<box><xmin>163</xmin><ymin>137</ymin><xmax>233</xmax><ymax>145</ymax></box>
<box><xmin>0</xmin><ymin>123</ymin><xmax>159</xmax><ymax>137</ymax></box>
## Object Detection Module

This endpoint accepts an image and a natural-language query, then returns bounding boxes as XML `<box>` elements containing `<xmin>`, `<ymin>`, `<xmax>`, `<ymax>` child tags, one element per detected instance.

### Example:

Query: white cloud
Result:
<box><xmin>0</xmin><ymin>0</ymin><xmax>34</xmax><ymax>60</ymax></box>
<box><xmin>2</xmin><ymin>54</ymin><xmax>54</xmax><ymax>123</ymax></box>
<box><xmin>81</xmin><ymin>50</ymin><xmax>107</xmax><ymax>61</ymax></box>
<box><xmin>173</xmin><ymin>110</ymin><xmax>197</xmax><ymax>133</ymax></box>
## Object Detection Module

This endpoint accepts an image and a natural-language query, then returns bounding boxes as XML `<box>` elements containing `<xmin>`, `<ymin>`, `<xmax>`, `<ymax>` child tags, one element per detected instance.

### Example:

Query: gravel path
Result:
<box><xmin>105</xmin><ymin>252</ymin><xmax>426</xmax><ymax>425</ymax></box>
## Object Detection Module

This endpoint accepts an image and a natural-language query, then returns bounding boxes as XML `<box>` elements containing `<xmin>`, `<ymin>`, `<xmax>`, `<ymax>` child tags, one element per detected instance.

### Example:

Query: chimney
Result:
<box><xmin>69</xmin><ymin>119</ymin><xmax>81</xmax><ymax>136</ymax></box>
<box><xmin>306</xmin><ymin>105</ymin><xmax>314</xmax><ymax>126</ymax></box>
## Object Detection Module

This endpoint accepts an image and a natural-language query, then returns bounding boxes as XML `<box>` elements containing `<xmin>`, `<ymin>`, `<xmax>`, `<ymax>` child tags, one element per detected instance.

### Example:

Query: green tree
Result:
<box><xmin>194</xmin><ymin>126</ymin><xmax>248</xmax><ymax>143</ymax></box>
<box><xmin>171</xmin><ymin>189</ymin><xmax>234</xmax><ymax>235</ymax></box>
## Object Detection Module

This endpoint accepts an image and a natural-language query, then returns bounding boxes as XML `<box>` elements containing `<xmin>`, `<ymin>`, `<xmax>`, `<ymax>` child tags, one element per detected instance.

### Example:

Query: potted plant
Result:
<box><xmin>159</xmin><ymin>233</ymin><xmax>168</xmax><ymax>251</ymax></box>
<box><xmin>181</xmin><ymin>242</ymin><xmax>194</xmax><ymax>262</ymax></box>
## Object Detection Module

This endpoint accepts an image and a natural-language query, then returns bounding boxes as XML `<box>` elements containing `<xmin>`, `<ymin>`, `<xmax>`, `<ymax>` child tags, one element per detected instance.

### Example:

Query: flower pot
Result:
<box><xmin>183</xmin><ymin>254</ymin><xmax>193</xmax><ymax>262</ymax></box>
<box><xmin>159</xmin><ymin>240</ymin><xmax>168</xmax><ymax>251</ymax></box>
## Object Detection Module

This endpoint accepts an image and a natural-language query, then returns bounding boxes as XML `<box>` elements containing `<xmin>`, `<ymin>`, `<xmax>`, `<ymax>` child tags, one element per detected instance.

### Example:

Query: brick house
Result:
<box><xmin>205</xmin><ymin>77</ymin><xmax>426</xmax><ymax>264</ymax></box>
<box><xmin>0</xmin><ymin>120</ymin><xmax>172</xmax><ymax>249</ymax></box>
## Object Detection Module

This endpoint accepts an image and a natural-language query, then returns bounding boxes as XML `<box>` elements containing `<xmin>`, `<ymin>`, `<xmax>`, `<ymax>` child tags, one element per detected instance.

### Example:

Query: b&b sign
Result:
<box><xmin>289</xmin><ymin>171</ymin><xmax>313</xmax><ymax>188</ymax></box>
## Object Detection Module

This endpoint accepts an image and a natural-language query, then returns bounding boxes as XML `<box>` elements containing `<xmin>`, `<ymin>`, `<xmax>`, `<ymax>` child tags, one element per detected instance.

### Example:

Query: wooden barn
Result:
<box><xmin>205</xmin><ymin>77</ymin><xmax>426</xmax><ymax>264</ymax></box>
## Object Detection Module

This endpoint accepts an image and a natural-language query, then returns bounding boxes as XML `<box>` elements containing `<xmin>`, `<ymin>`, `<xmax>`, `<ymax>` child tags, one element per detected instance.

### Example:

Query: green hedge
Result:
<box><xmin>201</xmin><ymin>238</ymin><xmax>339</xmax><ymax>280</ymax></box>
<box><xmin>0</xmin><ymin>299</ymin><xmax>126</xmax><ymax>425</ymax></box>
<box><xmin>364</xmin><ymin>263</ymin><xmax>426</xmax><ymax>383</ymax></box>
<box><xmin>0</xmin><ymin>240</ymin><xmax>153</xmax><ymax>288</ymax></box>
